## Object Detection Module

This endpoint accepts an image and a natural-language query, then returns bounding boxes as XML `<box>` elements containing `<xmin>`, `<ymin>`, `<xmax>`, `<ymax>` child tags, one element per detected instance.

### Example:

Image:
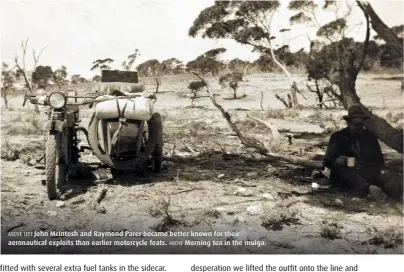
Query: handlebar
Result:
<box><xmin>22</xmin><ymin>92</ymin><xmax>153</xmax><ymax>107</ymax></box>
<box><xmin>23</xmin><ymin>94</ymin><xmax>46</xmax><ymax>107</ymax></box>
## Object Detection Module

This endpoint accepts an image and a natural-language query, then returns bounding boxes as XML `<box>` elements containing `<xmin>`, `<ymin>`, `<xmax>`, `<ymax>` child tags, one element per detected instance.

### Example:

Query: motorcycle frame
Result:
<box><xmin>42</xmin><ymin>103</ymin><xmax>82</xmax><ymax>169</ymax></box>
<box><xmin>24</xmin><ymin>90</ymin><xmax>156</xmax><ymax>170</ymax></box>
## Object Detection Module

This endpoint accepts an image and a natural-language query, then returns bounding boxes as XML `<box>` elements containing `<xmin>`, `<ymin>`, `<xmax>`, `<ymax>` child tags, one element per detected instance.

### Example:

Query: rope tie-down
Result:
<box><xmin>110</xmin><ymin>97</ymin><xmax>131</xmax><ymax>157</ymax></box>
<box><xmin>87</xmin><ymin>95</ymin><xmax>162</xmax><ymax>171</ymax></box>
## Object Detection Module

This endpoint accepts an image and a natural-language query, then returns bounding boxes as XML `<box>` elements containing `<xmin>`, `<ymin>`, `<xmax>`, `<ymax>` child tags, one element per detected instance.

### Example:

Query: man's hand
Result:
<box><xmin>335</xmin><ymin>156</ymin><xmax>348</xmax><ymax>166</ymax></box>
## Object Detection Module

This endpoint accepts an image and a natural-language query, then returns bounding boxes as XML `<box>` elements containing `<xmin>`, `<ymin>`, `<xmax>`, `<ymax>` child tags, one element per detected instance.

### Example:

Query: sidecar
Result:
<box><xmin>87</xmin><ymin>70</ymin><xmax>163</xmax><ymax>174</ymax></box>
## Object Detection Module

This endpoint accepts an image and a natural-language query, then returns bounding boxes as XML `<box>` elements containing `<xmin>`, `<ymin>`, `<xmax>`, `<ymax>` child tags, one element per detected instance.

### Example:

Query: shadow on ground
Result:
<box><xmin>56</xmin><ymin>149</ymin><xmax>403</xmax><ymax>218</ymax></box>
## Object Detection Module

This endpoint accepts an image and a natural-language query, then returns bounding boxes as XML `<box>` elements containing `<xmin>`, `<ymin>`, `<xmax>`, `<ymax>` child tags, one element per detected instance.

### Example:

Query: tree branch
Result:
<box><xmin>357</xmin><ymin>0</ymin><xmax>403</xmax><ymax>53</ymax></box>
<box><xmin>356</xmin><ymin>0</ymin><xmax>370</xmax><ymax>74</ymax></box>
<box><xmin>13</xmin><ymin>39</ymin><xmax>44</xmax><ymax>112</ymax></box>
<box><xmin>246</xmin><ymin>112</ymin><xmax>281</xmax><ymax>147</ymax></box>
<box><xmin>192</xmin><ymin>72</ymin><xmax>323</xmax><ymax>169</ymax></box>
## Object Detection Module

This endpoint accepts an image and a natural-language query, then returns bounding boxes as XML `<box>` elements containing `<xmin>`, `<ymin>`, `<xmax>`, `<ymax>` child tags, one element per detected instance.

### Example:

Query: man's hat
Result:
<box><xmin>343</xmin><ymin>105</ymin><xmax>369</xmax><ymax>120</ymax></box>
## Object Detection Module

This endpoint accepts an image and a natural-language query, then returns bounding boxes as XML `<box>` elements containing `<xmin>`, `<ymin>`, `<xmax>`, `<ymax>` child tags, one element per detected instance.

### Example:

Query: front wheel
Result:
<box><xmin>46</xmin><ymin>132</ymin><xmax>67</xmax><ymax>200</ymax></box>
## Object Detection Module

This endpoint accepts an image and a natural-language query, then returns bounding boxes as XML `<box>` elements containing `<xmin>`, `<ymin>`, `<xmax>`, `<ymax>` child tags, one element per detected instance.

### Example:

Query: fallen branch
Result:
<box><xmin>176</xmin><ymin>116</ymin><xmax>210</xmax><ymax>128</ymax></box>
<box><xmin>96</xmin><ymin>187</ymin><xmax>107</xmax><ymax>203</ymax></box>
<box><xmin>246</xmin><ymin>112</ymin><xmax>281</xmax><ymax>147</ymax></box>
<box><xmin>192</xmin><ymin>72</ymin><xmax>324</xmax><ymax>169</ymax></box>
<box><xmin>171</xmin><ymin>188</ymin><xmax>197</xmax><ymax>195</ymax></box>
<box><xmin>185</xmin><ymin>144</ymin><xmax>198</xmax><ymax>154</ymax></box>
<box><xmin>6</xmin><ymin>223</ymin><xmax>25</xmax><ymax>232</ymax></box>
<box><xmin>89</xmin><ymin>186</ymin><xmax>107</xmax><ymax>214</ymax></box>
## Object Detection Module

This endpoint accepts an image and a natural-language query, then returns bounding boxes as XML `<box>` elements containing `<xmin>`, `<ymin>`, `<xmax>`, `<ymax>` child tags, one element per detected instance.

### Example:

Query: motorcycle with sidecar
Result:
<box><xmin>24</xmin><ymin>70</ymin><xmax>163</xmax><ymax>200</ymax></box>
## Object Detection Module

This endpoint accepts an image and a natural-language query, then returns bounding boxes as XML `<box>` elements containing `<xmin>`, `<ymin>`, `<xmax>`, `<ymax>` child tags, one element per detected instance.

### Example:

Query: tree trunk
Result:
<box><xmin>290</xmin><ymin>82</ymin><xmax>299</xmax><ymax>106</ymax></box>
<box><xmin>339</xmin><ymin>68</ymin><xmax>403</xmax><ymax>154</ymax></box>
<box><xmin>357</xmin><ymin>1</ymin><xmax>403</xmax><ymax>77</ymax></box>
<box><xmin>266</xmin><ymin>39</ymin><xmax>299</xmax><ymax>108</ymax></box>
<box><xmin>358</xmin><ymin>1</ymin><xmax>403</xmax><ymax>56</ymax></box>
<box><xmin>3</xmin><ymin>97</ymin><xmax>8</xmax><ymax>109</ymax></box>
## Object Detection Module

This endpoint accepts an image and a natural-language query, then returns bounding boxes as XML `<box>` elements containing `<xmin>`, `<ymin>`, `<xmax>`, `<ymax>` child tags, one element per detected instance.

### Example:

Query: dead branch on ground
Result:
<box><xmin>192</xmin><ymin>72</ymin><xmax>324</xmax><ymax>169</ymax></box>
<box><xmin>89</xmin><ymin>186</ymin><xmax>107</xmax><ymax>214</ymax></box>
<box><xmin>246</xmin><ymin>112</ymin><xmax>281</xmax><ymax>147</ymax></box>
<box><xmin>6</xmin><ymin>223</ymin><xmax>25</xmax><ymax>232</ymax></box>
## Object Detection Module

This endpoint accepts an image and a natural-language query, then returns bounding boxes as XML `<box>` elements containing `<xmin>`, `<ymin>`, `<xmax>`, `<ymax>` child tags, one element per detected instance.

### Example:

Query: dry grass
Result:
<box><xmin>203</xmin><ymin>209</ymin><xmax>221</xmax><ymax>219</ymax></box>
<box><xmin>248</xmin><ymin>109</ymin><xmax>300</xmax><ymax>120</ymax></box>
<box><xmin>147</xmin><ymin>192</ymin><xmax>172</xmax><ymax>218</ymax></box>
<box><xmin>2</xmin><ymin>113</ymin><xmax>44</xmax><ymax>135</ymax></box>
<box><xmin>0</xmin><ymin>139</ymin><xmax>44</xmax><ymax>163</ymax></box>
<box><xmin>189</xmin><ymin>121</ymin><xmax>209</xmax><ymax>136</ymax></box>
<box><xmin>367</xmin><ymin>227</ymin><xmax>403</xmax><ymax>249</ymax></box>
<box><xmin>261</xmin><ymin>199</ymin><xmax>300</xmax><ymax>231</ymax></box>
<box><xmin>1</xmin><ymin>141</ymin><xmax>21</xmax><ymax>161</ymax></box>
<box><xmin>149</xmin><ymin>192</ymin><xmax>184</xmax><ymax>232</ymax></box>
<box><xmin>320</xmin><ymin>222</ymin><xmax>343</xmax><ymax>240</ymax></box>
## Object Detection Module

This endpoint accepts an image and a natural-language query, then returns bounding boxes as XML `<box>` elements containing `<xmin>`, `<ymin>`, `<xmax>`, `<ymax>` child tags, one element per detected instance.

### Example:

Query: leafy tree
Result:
<box><xmin>122</xmin><ymin>49</ymin><xmax>140</xmax><ymax>71</ymax></box>
<box><xmin>189</xmin><ymin>1</ymin><xmax>302</xmax><ymax>107</ymax></box>
<box><xmin>186</xmin><ymin>56</ymin><xmax>221</xmax><ymax>76</ymax></box>
<box><xmin>92</xmin><ymin>75</ymin><xmax>101</xmax><ymax>82</ymax></box>
<box><xmin>52</xmin><ymin>66</ymin><xmax>68</xmax><ymax>89</ymax></box>
<box><xmin>379</xmin><ymin>42</ymin><xmax>403</xmax><ymax>68</ymax></box>
<box><xmin>32</xmin><ymin>65</ymin><xmax>53</xmax><ymax>88</ymax></box>
<box><xmin>136</xmin><ymin>59</ymin><xmax>161</xmax><ymax>77</ymax></box>
<box><xmin>204</xmin><ymin>47</ymin><xmax>227</xmax><ymax>58</ymax></box>
<box><xmin>363</xmin><ymin>4</ymin><xmax>403</xmax><ymax>88</ymax></box>
<box><xmin>288</xmin><ymin>0</ymin><xmax>403</xmax><ymax>153</ymax></box>
<box><xmin>293</xmin><ymin>48</ymin><xmax>310</xmax><ymax>68</ymax></box>
<box><xmin>228</xmin><ymin>58</ymin><xmax>250</xmax><ymax>72</ymax></box>
<box><xmin>187</xmin><ymin>81</ymin><xmax>207</xmax><ymax>107</ymax></box>
<box><xmin>1</xmin><ymin>63</ymin><xmax>20</xmax><ymax>109</ymax></box>
<box><xmin>135</xmin><ymin>59</ymin><xmax>164</xmax><ymax>92</ymax></box>
<box><xmin>71</xmin><ymin>74</ymin><xmax>87</xmax><ymax>84</ymax></box>
<box><xmin>160</xmin><ymin>58</ymin><xmax>184</xmax><ymax>74</ymax></box>
<box><xmin>220</xmin><ymin>58</ymin><xmax>250</xmax><ymax>99</ymax></box>
<box><xmin>186</xmin><ymin>48</ymin><xmax>226</xmax><ymax>76</ymax></box>
<box><xmin>91</xmin><ymin>58</ymin><xmax>114</xmax><ymax>72</ymax></box>
<box><xmin>253</xmin><ymin>55</ymin><xmax>275</xmax><ymax>72</ymax></box>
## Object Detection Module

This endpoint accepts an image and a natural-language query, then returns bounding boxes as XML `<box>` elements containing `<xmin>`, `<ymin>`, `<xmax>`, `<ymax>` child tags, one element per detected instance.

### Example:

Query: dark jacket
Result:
<box><xmin>324</xmin><ymin>127</ymin><xmax>385</xmax><ymax>185</ymax></box>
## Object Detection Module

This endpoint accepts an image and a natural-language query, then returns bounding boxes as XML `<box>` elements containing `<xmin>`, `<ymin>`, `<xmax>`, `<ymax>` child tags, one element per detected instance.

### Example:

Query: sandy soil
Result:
<box><xmin>1</xmin><ymin>73</ymin><xmax>403</xmax><ymax>254</ymax></box>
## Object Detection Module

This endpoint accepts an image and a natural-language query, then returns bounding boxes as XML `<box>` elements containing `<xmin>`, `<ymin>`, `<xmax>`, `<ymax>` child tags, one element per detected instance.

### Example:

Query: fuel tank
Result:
<box><xmin>102</xmin><ymin>119</ymin><xmax>143</xmax><ymax>157</ymax></box>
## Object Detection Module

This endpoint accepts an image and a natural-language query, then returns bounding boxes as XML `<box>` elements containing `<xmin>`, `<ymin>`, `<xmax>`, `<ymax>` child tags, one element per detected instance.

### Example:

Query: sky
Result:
<box><xmin>1</xmin><ymin>0</ymin><xmax>403</xmax><ymax>78</ymax></box>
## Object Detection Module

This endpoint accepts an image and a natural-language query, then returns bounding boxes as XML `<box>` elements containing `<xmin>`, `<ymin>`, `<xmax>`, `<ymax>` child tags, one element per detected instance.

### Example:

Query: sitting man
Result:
<box><xmin>324</xmin><ymin>105</ymin><xmax>386</xmax><ymax>198</ymax></box>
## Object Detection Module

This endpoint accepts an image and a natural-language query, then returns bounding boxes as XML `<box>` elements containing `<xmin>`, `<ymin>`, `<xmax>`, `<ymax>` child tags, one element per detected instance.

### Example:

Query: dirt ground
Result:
<box><xmin>1</xmin><ymin>73</ymin><xmax>403</xmax><ymax>254</ymax></box>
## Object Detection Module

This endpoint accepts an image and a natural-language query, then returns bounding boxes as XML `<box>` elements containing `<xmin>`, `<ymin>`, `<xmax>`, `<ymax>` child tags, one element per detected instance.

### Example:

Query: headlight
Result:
<box><xmin>48</xmin><ymin>92</ymin><xmax>67</xmax><ymax>109</ymax></box>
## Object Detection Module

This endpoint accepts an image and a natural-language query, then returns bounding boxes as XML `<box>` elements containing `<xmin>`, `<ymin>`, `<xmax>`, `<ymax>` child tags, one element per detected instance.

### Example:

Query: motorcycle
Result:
<box><xmin>23</xmin><ymin>83</ymin><xmax>163</xmax><ymax>200</ymax></box>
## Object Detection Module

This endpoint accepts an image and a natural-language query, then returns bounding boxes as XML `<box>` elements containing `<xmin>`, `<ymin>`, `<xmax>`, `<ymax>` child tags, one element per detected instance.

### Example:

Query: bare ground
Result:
<box><xmin>1</xmin><ymin>73</ymin><xmax>403</xmax><ymax>254</ymax></box>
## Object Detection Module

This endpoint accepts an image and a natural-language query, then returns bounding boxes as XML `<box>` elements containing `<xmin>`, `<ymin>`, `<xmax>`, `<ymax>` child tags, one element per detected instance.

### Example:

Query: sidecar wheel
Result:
<box><xmin>111</xmin><ymin>168</ymin><xmax>124</xmax><ymax>178</ymax></box>
<box><xmin>46</xmin><ymin>132</ymin><xmax>66</xmax><ymax>200</ymax></box>
<box><xmin>149</xmin><ymin>113</ymin><xmax>163</xmax><ymax>173</ymax></box>
<box><xmin>151</xmin><ymin>144</ymin><xmax>163</xmax><ymax>173</ymax></box>
<box><xmin>88</xmin><ymin>112</ymin><xmax>164</xmax><ymax>171</ymax></box>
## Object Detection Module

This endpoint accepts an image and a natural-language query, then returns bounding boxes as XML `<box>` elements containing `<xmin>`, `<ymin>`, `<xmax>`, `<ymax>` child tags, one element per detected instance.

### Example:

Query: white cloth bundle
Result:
<box><xmin>95</xmin><ymin>96</ymin><xmax>153</xmax><ymax>121</ymax></box>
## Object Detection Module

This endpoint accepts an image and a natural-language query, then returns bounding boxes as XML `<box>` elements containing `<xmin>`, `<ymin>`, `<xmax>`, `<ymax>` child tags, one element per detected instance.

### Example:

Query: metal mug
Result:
<box><xmin>347</xmin><ymin>157</ymin><xmax>356</xmax><ymax>167</ymax></box>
